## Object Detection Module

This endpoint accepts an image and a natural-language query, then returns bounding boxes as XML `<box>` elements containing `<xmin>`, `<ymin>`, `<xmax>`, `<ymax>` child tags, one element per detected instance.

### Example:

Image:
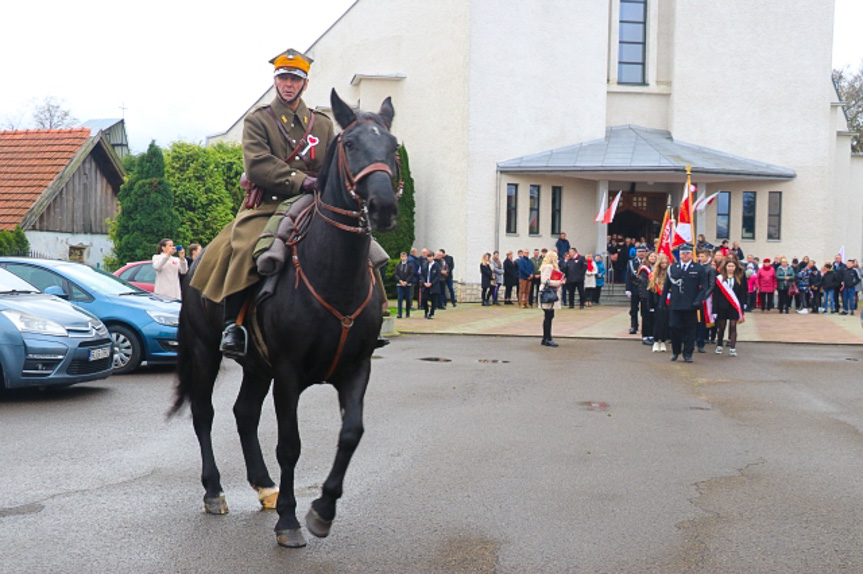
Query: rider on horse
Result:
<box><xmin>190</xmin><ymin>49</ymin><xmax>388</xmax><ymax>357</ymax></box>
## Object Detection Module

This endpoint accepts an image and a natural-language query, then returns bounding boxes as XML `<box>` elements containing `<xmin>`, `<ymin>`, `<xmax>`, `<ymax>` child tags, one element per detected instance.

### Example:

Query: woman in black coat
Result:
<box><xmin>503</xmin><ymin>251</ymin><xmax>518</xmax><ymax>305</ymax></box>
<box><xmin>714</xmin><ymin>258</ymin><xmax>748</xmax><ymax>357</ymax></box>
<box><xmin>479</xmin><ymin>252</ymin><xmax>494</xmax><ymax>306</ymax></box>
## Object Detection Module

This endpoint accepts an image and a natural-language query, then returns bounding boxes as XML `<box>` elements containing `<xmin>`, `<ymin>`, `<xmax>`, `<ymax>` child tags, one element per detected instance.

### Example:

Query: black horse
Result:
<box><xmin>171</xmin><ymin>90</ymin><xmax>400</xmax><ymax>548</ymax></box>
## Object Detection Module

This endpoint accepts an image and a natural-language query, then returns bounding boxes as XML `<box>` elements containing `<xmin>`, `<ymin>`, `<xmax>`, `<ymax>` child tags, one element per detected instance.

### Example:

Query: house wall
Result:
<box><xmin>25</xmin><ymin>231</ymin><xmax>114</xmax><ymax>267</ymax></box>
<box><xmin>31</xmin><ymin>154</ymin><xmax>119</xmax><ymax>235</ymax></box>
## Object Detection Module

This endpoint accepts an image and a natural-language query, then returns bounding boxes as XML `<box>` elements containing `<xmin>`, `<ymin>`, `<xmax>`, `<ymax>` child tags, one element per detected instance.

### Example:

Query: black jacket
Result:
<box><xmin>625</xmin><ymin>257</ymin><xmax>642</xmax><ymax>291</ymax></box>
<box><xmin>420</xmin><ymin>260</ymin><xmax>442</xmax><ymax>294</ymax></box>
<box><xmin>480</xmin><ymin>262</ymin><xmax>494</xmax><ymax>289</ymax></box>
<box><xmin>444</xmin><ymin>254</ymin><xmax>455</xmax><ymax>275</ymax></box>
<box><xmin>503</xmin><ymin>258</ymin><xmax>518</xmax><ymax>286</ymax></box>
<box><xmin>822</xmin><ymin>270</ymin><xmax>840</xmax><ymax>290</ymax></box>
<box><xmin>842</xmin><ymin>267</ymin><xmax>861</xmax><ymax>290</ymax></box>
<box><xmin>566</xmin><ymin>255</ymin><xmax>587</xmax><ymax>283</ymax></box>
<box><xmin>714</xmin><ymin>276</ymin><xmax>748</xmax><ymax>314</ymax></box>
<box><xmin>394</xmin><ymin>261</ymin><xmax>415</xmax><ymax>284</ymax></box>
<box><xmin>664</xmin><ymin>261</ymin><xmax>706</xmax><ymax>311</ymax></box>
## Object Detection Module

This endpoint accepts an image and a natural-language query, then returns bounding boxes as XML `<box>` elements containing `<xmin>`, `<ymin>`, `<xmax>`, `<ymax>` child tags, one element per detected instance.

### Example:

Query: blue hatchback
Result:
<box><xmin>0</xmin><ymin>258</ymin><xmax>180</xmax><ymax>374</ymax></box>
<box><xmin>0</xmin><ymin>268</ymin><xmax>114</xmax><ymax>389</ymax></box>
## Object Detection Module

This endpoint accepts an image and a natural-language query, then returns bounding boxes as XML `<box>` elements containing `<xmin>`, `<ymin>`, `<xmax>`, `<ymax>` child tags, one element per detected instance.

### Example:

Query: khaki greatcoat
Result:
<box><xmin>191</xmin><ymin>96</ymin><xmax>335</xmax><ymax>303</ymax></box>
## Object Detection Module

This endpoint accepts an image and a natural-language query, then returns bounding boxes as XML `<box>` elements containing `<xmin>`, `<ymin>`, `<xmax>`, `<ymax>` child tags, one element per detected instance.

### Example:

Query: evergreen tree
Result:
<box><xmin>0</xmin><ymin>226</ymin><xmax>29</xmax><ymax>255</ymax></box>
<box><xmin>374</xmin><ymin>144</ymin><xmax>416</xmax><ymax>257</ymax></box>
<box><xmin>109</xmin><ymin>142</ymin><xmax>178</xmax><ymax>266</ymax></box>
<box><xmin>165</xmin><ymin>142</ymin><xmax>235</xmax><ymax>246</ymax></box>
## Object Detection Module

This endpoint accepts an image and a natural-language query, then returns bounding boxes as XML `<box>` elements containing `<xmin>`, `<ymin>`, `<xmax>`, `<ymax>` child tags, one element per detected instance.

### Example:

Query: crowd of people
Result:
<box><xmin>391</xmin><ymin>232</ymin><xmax>862</xmax><ymax>357</ymax></box>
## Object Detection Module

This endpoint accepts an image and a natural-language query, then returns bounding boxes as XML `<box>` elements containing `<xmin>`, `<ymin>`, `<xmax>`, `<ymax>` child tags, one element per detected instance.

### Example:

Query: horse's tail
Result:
<box><xmin>169</xmin><ymin>253</ymin><xmax>203</xmax><ymax>418</ymax></box>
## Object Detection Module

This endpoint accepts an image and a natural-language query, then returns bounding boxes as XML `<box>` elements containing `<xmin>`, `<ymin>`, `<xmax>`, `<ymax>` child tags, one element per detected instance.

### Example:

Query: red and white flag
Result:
<box><xmin>595</xmin><ymin>190</ymin><xmax>622</xmax><ymax>224</ymax></box>
<box><xmin>657</xmin><ymin>208</ymin><xmax>676</xmax><ymax>262</ymax></box>
<box><xmin>594</xmin><ymin>190</ymin><xmax>608</xmax><ymax>223</ymax></box>
<box><xmin>693</xmin><ymin>191</ymin><xmax>720</xmax><ymax>212</ymax></box>
<box><xmin>672</xmin><ymin>184</ymin><xmax>695</xmax><ymax>246</ymax></box>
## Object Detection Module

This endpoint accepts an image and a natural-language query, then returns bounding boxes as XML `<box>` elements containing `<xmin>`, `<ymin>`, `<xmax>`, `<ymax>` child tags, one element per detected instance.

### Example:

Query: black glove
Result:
<box><xmin>301</xmin><ymin>176</ymin><xmax>318</xmax><ymax>193</ymax></box>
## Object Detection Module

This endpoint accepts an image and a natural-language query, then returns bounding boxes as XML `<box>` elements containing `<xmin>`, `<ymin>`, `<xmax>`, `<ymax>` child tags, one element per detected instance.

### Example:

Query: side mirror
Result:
<box><xmin>44</xmin><ymin>285</ymin><xmax>69</xmax><ymax>299</ymax></box>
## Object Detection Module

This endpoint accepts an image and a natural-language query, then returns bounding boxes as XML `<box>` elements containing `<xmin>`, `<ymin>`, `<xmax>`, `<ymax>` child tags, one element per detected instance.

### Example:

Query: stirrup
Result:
<box><xmin>220</xmin><ymin>324</ymin><xmax>249</xmax><ymax>358</ymax></box>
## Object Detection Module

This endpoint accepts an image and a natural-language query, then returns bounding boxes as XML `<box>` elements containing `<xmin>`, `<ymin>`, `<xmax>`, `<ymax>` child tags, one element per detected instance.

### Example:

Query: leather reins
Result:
<box><xmin>286</xmin><ymin>118</ymin><xmax>401</xmax><ymax>380</ymax></box>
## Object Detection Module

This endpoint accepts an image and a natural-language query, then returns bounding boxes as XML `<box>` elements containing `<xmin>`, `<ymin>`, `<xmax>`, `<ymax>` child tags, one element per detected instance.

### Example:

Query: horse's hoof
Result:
<box><xmin>276</xmin><ymin>528</ymin><xmax>307</xmax><ymax>548</ymax></box>
<box><xmin>255</xmin><ymin>486</ymin><xmax>279</xmax><ymax>510</ymax></box>
<box><xmin>203</xmin><ymin>494</ymin><xmax>229</xmax><ymax>515</ymax></box>
<box><xmin>305</xmin><ymin>507</ymin><xmax>332</xmax><ymax>538</ymax></box>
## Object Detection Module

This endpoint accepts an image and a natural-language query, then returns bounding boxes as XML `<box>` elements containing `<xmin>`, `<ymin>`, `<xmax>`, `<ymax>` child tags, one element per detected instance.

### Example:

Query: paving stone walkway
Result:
<box><xmin>392</xmin><ymin>303</ymin><xmax>863</xmax><ymax>345</ymax></box>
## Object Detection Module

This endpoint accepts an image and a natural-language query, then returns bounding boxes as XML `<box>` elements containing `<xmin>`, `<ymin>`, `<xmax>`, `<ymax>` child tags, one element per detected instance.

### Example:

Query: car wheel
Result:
<box><xmin>110</xmin><ymin>325</ymin><xmax>143</xmax><ymax>374</ymax></box>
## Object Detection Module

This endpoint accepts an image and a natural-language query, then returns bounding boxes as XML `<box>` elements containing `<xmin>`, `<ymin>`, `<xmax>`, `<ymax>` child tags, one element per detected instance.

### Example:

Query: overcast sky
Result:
<box><xmin>2</xmin><ymin>0</ymin><xmax>860</xmax><ymax>154</ymax></box>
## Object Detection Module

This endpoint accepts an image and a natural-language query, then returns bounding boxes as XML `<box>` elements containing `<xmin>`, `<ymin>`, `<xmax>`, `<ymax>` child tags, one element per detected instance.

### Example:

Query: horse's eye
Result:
<box><xmin>344</xmin><ymin>140</ymin><xmax>354</xmax><ymax>150</ymax></box>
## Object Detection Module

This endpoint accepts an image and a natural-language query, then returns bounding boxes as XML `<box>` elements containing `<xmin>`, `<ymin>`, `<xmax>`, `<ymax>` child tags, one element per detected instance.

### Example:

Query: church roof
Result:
<box><xmin>498</xmin><ymin>125</ymin><xmax>796</xmax><ymax>182</ymax></box>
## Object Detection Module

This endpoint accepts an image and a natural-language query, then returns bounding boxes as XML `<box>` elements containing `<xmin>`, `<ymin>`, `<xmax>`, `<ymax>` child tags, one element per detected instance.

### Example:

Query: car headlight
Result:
<box><xmin>147</xmin><ymin>310</ymin><xmax>179</xmax><ymax>327</ymax></box>
<box><xmin>1</xmin><ymin>310</ymin><xmax>68</xmax><ymax>336</ymax></box>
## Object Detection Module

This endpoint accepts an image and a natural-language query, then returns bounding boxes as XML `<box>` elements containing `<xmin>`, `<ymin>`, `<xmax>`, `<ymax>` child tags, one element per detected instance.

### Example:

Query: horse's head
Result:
<box><xmin>329</xmin><ymin>89</ymin><xmax>400</xmax><ymax>232</ymax></box>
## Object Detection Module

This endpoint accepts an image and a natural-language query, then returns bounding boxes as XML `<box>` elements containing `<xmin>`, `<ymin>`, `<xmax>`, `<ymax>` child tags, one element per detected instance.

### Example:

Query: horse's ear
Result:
<box><xmin>331</xmin><ymin>89</ymin><xmax>356</xmax><ymax>129</ymax></box>
<box><xmin>378</xmin><ymin>97</ymin><xmax>394</xmax><ymax>129</ymax></box>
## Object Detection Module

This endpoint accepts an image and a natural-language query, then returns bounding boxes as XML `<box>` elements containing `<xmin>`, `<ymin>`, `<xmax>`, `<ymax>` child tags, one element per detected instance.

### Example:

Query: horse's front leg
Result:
<box><xmin>306</xmin><ymin>358</ymin><xmax>371</xmax><ymax>538</ymax></box>
<box><xmin>233</xmin><ymin>365</ymin><xmax>278</xmax><ymax>509</ymax></box>
<box><xmin>271</xmin><ymin>365</ymin><xmax>306</xmax><ymax>548</ymax></box>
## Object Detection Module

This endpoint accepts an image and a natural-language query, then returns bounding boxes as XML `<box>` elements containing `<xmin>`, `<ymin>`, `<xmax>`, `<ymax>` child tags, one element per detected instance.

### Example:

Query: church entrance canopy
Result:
<box><xmin>497</xmin><ymin>125</ymin><xmax>796</xmax><ymax>183</ymax></box>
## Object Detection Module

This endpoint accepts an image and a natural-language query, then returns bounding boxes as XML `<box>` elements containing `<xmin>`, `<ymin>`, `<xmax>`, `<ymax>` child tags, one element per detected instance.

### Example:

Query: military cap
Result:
<box><xmin>636</xmin><ymin>244</ymin><xmax>647</xmax><ymax>251</ymax></box>
<box><xmin>679</xmin><ymin>243</ymin><xmax>694</xmax><ymax>253</ymax></box>
<box><xmin>270</xmin><ymin>48</ymin><xmax>313</xmax><ymax>78</ymax></box>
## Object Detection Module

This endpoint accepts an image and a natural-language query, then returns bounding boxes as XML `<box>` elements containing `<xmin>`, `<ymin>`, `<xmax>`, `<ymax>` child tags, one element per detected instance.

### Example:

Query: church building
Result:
<box><xmin>208</xmin><ymin>0</ymin><xmax>863</xmax><ymax>286</ymax></box>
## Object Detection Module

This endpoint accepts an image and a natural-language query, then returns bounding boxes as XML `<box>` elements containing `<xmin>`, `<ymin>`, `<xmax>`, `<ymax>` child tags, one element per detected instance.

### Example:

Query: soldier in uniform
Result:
<box><xmin>626</xmin><ymin>244</ymin><xmax>647</xmax><ymax>333</ymax></box>
<box><xmin>663</xmin><ymin>243</ymin><xmax>707</xmax><ymax>362</ymax></box>
<box><xmin>190</xmin><ymin>49</ymin><xmax>335</xmax><ymax>356</ymax></box>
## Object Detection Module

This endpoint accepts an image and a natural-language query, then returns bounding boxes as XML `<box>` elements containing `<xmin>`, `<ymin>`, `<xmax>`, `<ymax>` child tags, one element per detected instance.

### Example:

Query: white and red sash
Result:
<box><xmin>716</xmin><ymin>276</ymin><xmax>745</xmax><ymax>323</ymax></box>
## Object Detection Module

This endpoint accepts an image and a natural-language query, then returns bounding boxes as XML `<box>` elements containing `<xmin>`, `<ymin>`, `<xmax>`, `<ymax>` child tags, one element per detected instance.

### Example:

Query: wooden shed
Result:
<box><xmin>0</xmin><ymin>128</ymin><xmax>125</xmax><ymax>264</ymax></box>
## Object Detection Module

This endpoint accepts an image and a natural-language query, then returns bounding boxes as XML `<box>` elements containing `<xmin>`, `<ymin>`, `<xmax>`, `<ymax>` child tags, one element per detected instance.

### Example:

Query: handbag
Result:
<box><xmin>540</xmin><ymin>281</ymin><xmax>558</xmax><ymax>304</ymax></box>
<box><xmin>788</xmin><ymin>282</ymin><xmax>799</xmax><ymax>297</ymax></box>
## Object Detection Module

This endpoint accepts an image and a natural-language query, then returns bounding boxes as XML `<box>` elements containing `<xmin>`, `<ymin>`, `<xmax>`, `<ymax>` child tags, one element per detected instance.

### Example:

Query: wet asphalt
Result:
<box><xmin>1</xmin><ymin>336</ymin><xmax>863</xmax><ymax>573</ymax></box>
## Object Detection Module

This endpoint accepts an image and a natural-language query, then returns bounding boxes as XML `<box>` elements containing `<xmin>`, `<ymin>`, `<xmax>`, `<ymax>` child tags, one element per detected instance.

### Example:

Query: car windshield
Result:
<box><xmin>56</xmin><ymin>263</ymin><xmax>144</xmax><ymax>296</ymax></box>
<box><xmin>0</xmin><ymin>268</ymin><xmax>39</xmax><ymax>293</ymax></box>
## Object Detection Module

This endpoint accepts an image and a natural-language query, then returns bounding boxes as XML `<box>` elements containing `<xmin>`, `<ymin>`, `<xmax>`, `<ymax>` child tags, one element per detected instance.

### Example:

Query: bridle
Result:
<box><xmin>284</xmin><ymin>116</ymin><xmax>402</xmax><ymax>380</ymax></box>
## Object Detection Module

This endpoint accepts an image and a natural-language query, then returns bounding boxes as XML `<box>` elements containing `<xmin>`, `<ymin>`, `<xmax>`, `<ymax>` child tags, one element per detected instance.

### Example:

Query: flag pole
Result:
<box><xmin>685</xmin><ymin>166</ymin><xmax>694</xmax><ymax>245</ymax></box>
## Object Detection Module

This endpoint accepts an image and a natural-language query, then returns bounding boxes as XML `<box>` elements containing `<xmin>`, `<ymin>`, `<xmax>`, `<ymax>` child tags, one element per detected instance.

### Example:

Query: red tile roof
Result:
<box><xmin>0</xmin><ymin>128</ymin><xmax>92</xmax><ymax>230</ymax></box>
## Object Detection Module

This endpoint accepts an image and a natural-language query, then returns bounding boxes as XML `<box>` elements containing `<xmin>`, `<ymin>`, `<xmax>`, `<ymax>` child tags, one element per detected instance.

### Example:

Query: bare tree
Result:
<box><xmin>2</xmin><ymin>109</ymin><xmax>27</xmax><ymax>130</ymax></box>
<box><xmin>31</xmin><ymin>96</ymin><xmax>78</xmax><ymax>129</ymax></box>
<box><xmin>833</xmin><ymin>65</ymin><xmax>863</xmax><ymax>153</ymax></box>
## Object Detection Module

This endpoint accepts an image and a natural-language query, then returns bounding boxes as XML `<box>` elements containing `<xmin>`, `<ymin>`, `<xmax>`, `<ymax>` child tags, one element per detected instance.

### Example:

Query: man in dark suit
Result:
<box><xmin>664</xmin><ymin>244</ymin><xmax>707</xmax><ymax>362</ymax></box>
<box><xmin>565</xmin><ymin>248</ymin><xmax>587</xmax><ymax>309</ymax></box>
<box><xmin>441</xmin><ymin>249</ymin><xmax>456</xmax><ymax>308</ymax></box>
<box><xmin>626</xmin><ymin>244</ymin><xmax>647</xmax><ymax>333</ymax></box>
<box><xmin>420</xmin><ymin>251</ymin><xmax>441</xmax><ymax>319</ymax></box>
<box><xmin>394</xmin><ymin>251</ymin><xmax>416</xmax><ymax>319</ymax></box>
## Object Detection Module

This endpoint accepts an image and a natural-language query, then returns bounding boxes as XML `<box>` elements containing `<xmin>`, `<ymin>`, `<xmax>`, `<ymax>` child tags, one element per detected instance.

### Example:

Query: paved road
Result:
<box><xmin>2</xmin><ymin>337</ymin><xmax>863</xmax><ymax>573</ymax></box>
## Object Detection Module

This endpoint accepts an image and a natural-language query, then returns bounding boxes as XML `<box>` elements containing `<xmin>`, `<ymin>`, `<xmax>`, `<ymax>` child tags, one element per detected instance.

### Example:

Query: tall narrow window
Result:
<box><xmin>768</xmin><ymin>191</ymin><xmax>782</xmax><ymax>240</ymax></box>
<box><xmin>529</xmin><ymin>185</ymin><xmax>540</xmax><ymax>235</ymax></box>
<box><xmin>551</xmin><ymin>186</ymin><xmax>562</xmax><ymax>235</ymax></box>
<box><xmin>716</xmin><ymin>191</ymin><xmax>730</xmax><ymax>240</ymax></box>
<box><xmin>506</xmin><ymin>183</ymin><xmax>518</xmax><ymax>234</ymax></box>
<box><xmin>618</xmin><ymin>0</ymin><xmax>646</xmax><ymax>84</ymax></box>
<box><xmin>741</xmin><ymin>191</ymin><xmax>756</xmax><ymax>240</ymax></box>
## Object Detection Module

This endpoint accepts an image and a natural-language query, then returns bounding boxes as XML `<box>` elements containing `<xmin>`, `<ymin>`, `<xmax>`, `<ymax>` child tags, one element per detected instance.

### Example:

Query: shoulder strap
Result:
<box><xmin>264</xmin><ymin>107</ymin><xmax>316</xmax><ymax>170</ymax></box>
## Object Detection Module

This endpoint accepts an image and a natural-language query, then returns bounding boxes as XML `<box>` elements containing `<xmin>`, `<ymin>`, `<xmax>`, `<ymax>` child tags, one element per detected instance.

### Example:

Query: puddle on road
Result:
<box><xmin>478</xmin><ymin>359</ymin><xmax>510</xmax><ymax>364</ymax></box>
<box><xmin>419</xmin><ymin>357</ymin><xmax>452</xmax><ymax>362</ymax></box>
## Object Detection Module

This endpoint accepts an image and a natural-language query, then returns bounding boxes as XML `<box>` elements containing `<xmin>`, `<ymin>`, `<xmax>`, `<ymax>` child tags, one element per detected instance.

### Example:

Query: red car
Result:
<box><xmin>114</xmin><ymin>261</ymin><xmax>155</xmax><ymax>292</ymax></box>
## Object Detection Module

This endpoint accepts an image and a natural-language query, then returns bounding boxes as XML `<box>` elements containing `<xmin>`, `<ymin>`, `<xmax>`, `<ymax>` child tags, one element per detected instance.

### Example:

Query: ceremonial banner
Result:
<box><xmin>657</xmin><ymin>207</ymin><xmax>676</xmax><ymax>262</ymax></box>
<box><xmin>673</xmin><ymin>182</ymin><xmax>695</xmax><ymax>246</ymax></box>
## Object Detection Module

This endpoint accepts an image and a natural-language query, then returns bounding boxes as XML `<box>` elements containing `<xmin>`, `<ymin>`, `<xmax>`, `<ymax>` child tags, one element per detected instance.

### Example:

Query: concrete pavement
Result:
<box><xmin>393</xmin><ymin>303</ymin><xmax>863</xmax><ymax>345</ymax></box>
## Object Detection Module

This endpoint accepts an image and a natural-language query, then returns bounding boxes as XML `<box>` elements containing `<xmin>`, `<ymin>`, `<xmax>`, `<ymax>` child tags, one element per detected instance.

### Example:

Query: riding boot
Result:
<box><xmin>220</xmin><ymin>290</ymin><xmax>249</xmax><ymax>357</ymax></box>
<box><xmin>369</xmin><ymin>240</ymin><xmax>391</xmax><ymax>349</ymax></box>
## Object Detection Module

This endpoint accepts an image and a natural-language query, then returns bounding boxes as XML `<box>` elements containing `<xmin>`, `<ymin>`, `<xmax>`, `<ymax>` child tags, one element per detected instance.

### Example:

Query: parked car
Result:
<box><xmin>0</xmin><ymin>258</ymin><xmax>180</xmax><ymax>374</ymax></box>
<box><xmin>114</xmin><ymin>261</ymin><xmax>155</xmax><ymax>292</ymax></box>
<box><xmin>0</xmin><ymin>268</ymin><xmax>113</xmax><ymax>390</ymax></box>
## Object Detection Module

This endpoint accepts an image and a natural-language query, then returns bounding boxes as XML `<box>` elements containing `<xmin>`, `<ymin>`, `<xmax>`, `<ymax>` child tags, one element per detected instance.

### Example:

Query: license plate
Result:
<box><xmin>89</xmin><ymin>346</ymin><xmax>111</xmax><ymax>361</ymax></box>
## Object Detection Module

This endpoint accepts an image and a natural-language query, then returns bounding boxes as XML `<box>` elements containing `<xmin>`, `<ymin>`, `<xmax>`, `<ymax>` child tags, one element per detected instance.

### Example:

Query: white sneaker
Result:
<box><xmin>715</xmin><ymin>346</ymin><xmax>723</xmax><ymax>354</ymax></box>
<box><xmin>652</xmin><ymin>342</ymin><xmax>660</xmax><ymax>352</ymax></box>
<box><xmin>729</xmin><ymin>348</ymin><xmax>737</xmax><ymax>356</ymax></box>
<box><xmin>796</xmin><ymin>308</ymin><xmax>809</xmax><ymax>314</ymax></box>
<box><xmin>660</xmin><ymin>342</ymin><xmax>667</xmax><ymax>352</ymax></box>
